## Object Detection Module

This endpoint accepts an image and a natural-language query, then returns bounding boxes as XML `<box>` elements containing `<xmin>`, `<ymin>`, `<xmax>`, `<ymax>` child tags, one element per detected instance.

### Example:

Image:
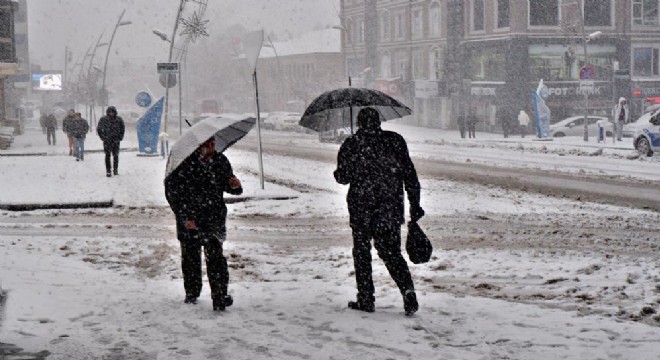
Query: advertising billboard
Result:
<box><xmin>31</xmin><ymin>72</ymin><xmax>63</xmax><ymax>91</ymax></box>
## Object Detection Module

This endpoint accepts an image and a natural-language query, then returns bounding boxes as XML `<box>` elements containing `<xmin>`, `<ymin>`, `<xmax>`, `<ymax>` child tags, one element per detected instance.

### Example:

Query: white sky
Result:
<box><xmin>26</xmin><ymin>0</ymin><xmax>341</xmax><ymax>69</ymax></box>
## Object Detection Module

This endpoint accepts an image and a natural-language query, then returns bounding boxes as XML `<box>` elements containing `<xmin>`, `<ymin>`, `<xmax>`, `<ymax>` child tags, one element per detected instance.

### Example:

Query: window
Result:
<box><xmin>412</xmin><ymin>6</ymin><xmax>423</xmax><ymax>39</ymax></box>
<box><xmin>529</xmin><ymin>0</ymin><xmax>559</xmax><ymax>26</ymax></box>
<box><xmin>413</xmin><ymin>48</ymin><xmax>424</xmax><ymax>78</ymax></box>
<box><xmin>497</xmin><ymin>0</ymin><xmax>510</xmax><ymax>28</ymax></box>
<box><xmin>584</xmin><ymin>0</ymin><xmax>611</xmax><ymax>27</ymax></box>
<box><xmin>380</xmin><ymin>11</ymin><xmax>390</xmax><ymax>41</ymax></box>
<box><xmin>429</xmin><ymin>1</ymin><xmax>442</xmax><ymax>36</ymax></box>
<box><xmin>394</xmin><ymin>11</ymin><xmax>406</xmax><ymax>39</ymax></box>
<box><xmin>0</xmin><ymin>8</ymin><xmax>11</xmax><ymax>38</ymax></box>
<box><xmin>358</xmin><ymin>19</ymin><xmax>365</xmax><ymax>43</ymax></box>
<box><xmin>429</xmin><ymin>47</ymin><xmax>443</xmax><ymax>80</ymax></box>
<box><xmin>633</xmin><ymin>0</ymin><xmax>659</xmax><ymax>26</ymax></box>
<box><xmin>396</xmin><ymin>53</ymin><xmax>408</xmax><ymax>79</ymax></box>
<box><xmin>381</xmin><ymin>52</ymin><xmax>392</xmax><ymax>77</ymax></box>
<box><xmin>633</xmin><ymin>47</ymin><xmax>660</xmax><ymax>76</ymax></box>
<box><xmin>473</xmin><ymin>0</ymin><xmax>485</xmax><ymax>31</ymax></box>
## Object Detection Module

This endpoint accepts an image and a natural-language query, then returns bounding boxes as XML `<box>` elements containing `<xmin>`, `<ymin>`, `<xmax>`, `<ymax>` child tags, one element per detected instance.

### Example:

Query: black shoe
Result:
<box><xmin>348</xmin><ymin>300</ymin><xmax>375</xmax><ymax>313</ymax></box>
<box><xmin>212</xmin><ymin>294</ymin><xmax>233</xmax><ymax>311</ymax></box>
<box><xmin>184</xmin><ymin>295</ymin><xmax>198</xmax><ymax>304</ymax></box>
<box><xmin>403</xmin><ymin>290</ymin><xmax>418</xmax><ymax>317</ymax></box>
<box><xmin>106</xmin><ymin>172</ymin><xmax>112</xmax><ymax>177</ymax></box>
<box><xmin>76</xmin><ymin>158</ymin><xmax>79</xmax><ymax>161</ymax></box>
<box><xmin>113</xmin><ymin>169</ymin><xmax>118</xmax><ymax>176</ymax></box>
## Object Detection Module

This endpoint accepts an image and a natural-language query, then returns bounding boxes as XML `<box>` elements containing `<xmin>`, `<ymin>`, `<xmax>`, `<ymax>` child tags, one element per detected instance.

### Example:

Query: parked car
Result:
<box><xmin>549</xmin><ymin>116</ymin><xmax>612</xmax><ymax>138</ymax></box>
<box><xmin>266</xmin><ymin>112</ymin><xmax>302</xmax><ymax>132</ymax></box>
<box><xmin>319</xmin><ymin>127</ymin><xmax>353</xmax><ymax>143</ymax></box>
<box><xmin>632</xmin><ymin>109</ymin><xmax>660</xmax><ymax>157</ymax></box>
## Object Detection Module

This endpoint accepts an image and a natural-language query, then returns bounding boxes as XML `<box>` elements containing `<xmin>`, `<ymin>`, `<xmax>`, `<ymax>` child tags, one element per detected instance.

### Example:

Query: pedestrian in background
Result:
<box><xmin>62</xmin><ymin>109</ymin><xmax>76</xmax><ymax>156</ymax></box>
<box><xmin>70</xmin><ymin>112</ymin><xmax>89</xmax><ymax>161</ymax></box>
<box><xmin>467</xmin><ymin>112</ymin><xmax>478</xmax><ymax>139</ymax></box>
<box><xmin>334</xmin><ymin>107</ymin><xmax>424</xmax><ymax>317</ymax></box>
<box><xmin>44</xmin><ymin>113</ymin><xmax>58</xmax><ymax>146</ymax></box>
<box><xmin>164</xmin><ymin>137</ymin><xmax>243</xmax><ymax>312</ymax></box>
<box><xmin>97</xmin><ymin>106</ymin><xmax>125</xmax><ymax>177</ymax></box>
<box><xmin>612</xmin><ymin>97</ymin><xmax>629</xmax><ymax>141</ymax></box>
<box><xmin>457</xmin><ymin>114</ymin><xmax>466</xmax><ymax>139</ymax></box>
<box><xmin>518</xmin><ymin>110</ymin><xmax>530</xmax><ymax>138</ymax></box>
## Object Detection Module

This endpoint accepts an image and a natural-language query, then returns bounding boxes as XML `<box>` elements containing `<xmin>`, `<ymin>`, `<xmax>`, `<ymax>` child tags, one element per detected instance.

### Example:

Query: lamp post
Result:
<box><xmin>100</xmin><ymin>9</ymin><xmax>131</xmax><ymax>111</ymax></box>
<box><xmin>332</xmin><ymin>25</ymin><xmax>358</xmax><ymax>86</ymax></box>
<box><xmin>86</xmin><ymin>37</ymin><xmax>108</xmax><ymax>129</ymax></box>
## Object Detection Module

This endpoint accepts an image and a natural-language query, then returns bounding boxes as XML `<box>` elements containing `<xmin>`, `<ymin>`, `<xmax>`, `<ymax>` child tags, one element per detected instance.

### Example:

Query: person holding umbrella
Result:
<box><xmin>164</xmin><ymin>115</ymin><xmax>255</xmax><ymax>312</ymax></box>
<box><xmin>333</xmin><ymin>107</ymin><xmax>425</xmax><ymax>316</ymax></box>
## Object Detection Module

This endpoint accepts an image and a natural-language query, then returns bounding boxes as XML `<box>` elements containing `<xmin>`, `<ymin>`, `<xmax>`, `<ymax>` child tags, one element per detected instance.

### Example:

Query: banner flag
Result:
<box><xmin>136</xmin><ymin>96</ymin><xmax>164</xmax><ymax>154</ymax></box>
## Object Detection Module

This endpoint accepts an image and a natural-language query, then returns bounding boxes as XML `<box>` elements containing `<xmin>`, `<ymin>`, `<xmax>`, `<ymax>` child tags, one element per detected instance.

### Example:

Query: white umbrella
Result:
<box><xmin>165</xmin><ymin>114</ymin><xmax>256</xmax><ymax>179</ymax></box>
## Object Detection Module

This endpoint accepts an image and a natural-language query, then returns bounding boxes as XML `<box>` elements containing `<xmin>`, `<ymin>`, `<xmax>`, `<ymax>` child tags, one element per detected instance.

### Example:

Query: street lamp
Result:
<box><xmin>580</xmin><ymin>30</ymin><xmax>602</xmax><ymax>141</ymax></box>
<box><xmin>332</xmin><ymin>24</ymin><xmax>358</xmax><ymax>86</ymax></box>
<box><xmin>152</xmin><ymin>29</ymin><xmax>170</xmax><ymax>43</ymax></box>
<box><xmin>100</xmin><ymin>9</ymin><xmax>132</xmax><ymax>110</ymax></box>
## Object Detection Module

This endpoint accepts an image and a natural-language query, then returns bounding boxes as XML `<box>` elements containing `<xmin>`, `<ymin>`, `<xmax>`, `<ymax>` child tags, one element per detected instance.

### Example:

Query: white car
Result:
<box><xmin>550</xmin><ymin>116</ymin><xmax>612</xmax><ymax>138</ymax></box>
<box><xmin>633</xmin><ymin>109</ymin><xmax>660</xmax><ymax>156</ymax></box>
<box><xmin>266</xmin><ymin>112</ymin><xmax>302</xmax><ymax>132</ymax></box>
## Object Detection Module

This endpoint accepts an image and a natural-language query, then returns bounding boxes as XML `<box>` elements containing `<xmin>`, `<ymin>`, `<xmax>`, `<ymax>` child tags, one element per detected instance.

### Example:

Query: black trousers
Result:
<box><xmin>103</xmin><ymin>141</ymin><xmax>120</xmax><ymax>172</ymax></box>
<box><xmin>179</xmin><ymin>230</ymin><xmax>228</xmax><ymax>300</ymax></box>
<box><xmin>351</xmin><ymin>224</ymin><xmax>414</xmax><ymax>303</ymax></box>
<box><xmin>46</xmin><ymin>128</ymin><xmax>56</xmax><ymax>145</ymax></box>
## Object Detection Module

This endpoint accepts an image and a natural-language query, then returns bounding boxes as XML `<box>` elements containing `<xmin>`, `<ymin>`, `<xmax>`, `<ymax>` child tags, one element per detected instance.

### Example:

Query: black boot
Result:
<box><xmin>184</xmin><ymin>294</ymin><xmax>198</xmax><ymax>304</ymax></box>
<box><xmin>348</xmin><ymin>293</ymin><xmax>374</xmax><ymax>313</ymax></box>
<box><xmin>403</xmin><ymin>290</ymin><xmax>418</xmax><ymax>316</ymax></box>
<box><xmin>213</xmin><ymin>294</ymin><xmax>233</xmax><ymax>311</ymax></box>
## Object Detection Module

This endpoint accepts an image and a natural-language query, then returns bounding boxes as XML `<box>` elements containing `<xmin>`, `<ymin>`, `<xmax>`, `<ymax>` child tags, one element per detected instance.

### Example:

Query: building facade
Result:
<box><xmin>0</xmin><ymin>0</ymin><xmax>21</xmax><ymax>126</ymax></box>
<box><xmin>340</xmin><ymin>0</ymin><xmax>660</xmax><ymax>130</ymax></box>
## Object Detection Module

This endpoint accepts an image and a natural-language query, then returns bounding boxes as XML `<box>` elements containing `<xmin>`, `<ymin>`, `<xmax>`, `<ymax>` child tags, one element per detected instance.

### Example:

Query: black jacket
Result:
<box><xmin>44</xmin><ymin>114</ymin><xmax>58</xmax><ymax>130</ymax></box>
<box><xmin>165</xmin><ymin>152</ymin><xmax>243</xmax><ymax>234</ymax></box>
<box><xmin>69</xmin><ymin>118</ymin><xmax>89</xmax><ymax>139</ymax></box>
<box><xmin>97</xmin><ymin>115</ymin><xmax>125</xmax><ymax>143</ymax></box>
<box><xmin>62</xmin><ymin>115</ymin><xmax>75</xmax><ymax>134</ymax></box>
<box><xmin>334</xmin><ymin>128</ymin><xmax>421</xmax><ymax>229</ymax></box>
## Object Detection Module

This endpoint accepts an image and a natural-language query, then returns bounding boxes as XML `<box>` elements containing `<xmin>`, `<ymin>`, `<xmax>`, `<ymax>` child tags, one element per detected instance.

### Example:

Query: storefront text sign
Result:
<box><xmin>414</xmin><ymin>80</ymin><xmax>439</xmax><ymax>99</ymax></box>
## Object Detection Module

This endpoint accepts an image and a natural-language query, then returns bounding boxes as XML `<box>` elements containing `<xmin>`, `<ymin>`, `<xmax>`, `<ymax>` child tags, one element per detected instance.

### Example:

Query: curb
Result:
<box><xmin>0</xmin><ymin>201</ymin><xmax>114</xmax><ymax>211</ymax></box>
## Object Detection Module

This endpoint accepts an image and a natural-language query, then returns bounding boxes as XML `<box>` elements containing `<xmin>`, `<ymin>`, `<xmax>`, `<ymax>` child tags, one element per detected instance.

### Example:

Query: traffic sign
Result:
<box><xmin>157</xmin><ymin>62</ymin><xmax>179</xmax><ymax>74</ymax></box>
<box><xmin>579</xmin><ymin>66</ymin><xmax>595</xmax><ymax>80</ymax></box>
<box><xmin>580</xmin><ymin>80</ymin><xmax>595</xmax><ymax>93</ymax></box>
<box><xmin>135</xmin><ymin>91</ymin><xmax>152</xmax><ymax>108</ymax></box>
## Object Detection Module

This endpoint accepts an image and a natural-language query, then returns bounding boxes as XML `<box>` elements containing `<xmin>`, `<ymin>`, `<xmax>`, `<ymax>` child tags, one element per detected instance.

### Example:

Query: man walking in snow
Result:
<box><xmin>44</xmin><ymin>113</ymin><xmax>58</xmax><ymax>145</ymax></box>
<box><xmin>62</xmin><ymin>109</ymin><xmax>76</xmax><ymax>155</ymax></box>
<box><xmin>334</xmin><ymin>107</ymin><xmax>425</xmax><ymax>316</ymax></box>
<box><xmin>164</xmin><ymin>137</ymin><xmax>243</xmax><ymax>312</ymax></box>
<box><xmin>518</xmin><ymin>110</ymin><xmax>530</xmax><ymax>138</ymax></box>
<box><xmin>97</xmin><ymin>106</ymin><xmax>125</xmax><ymax>177</ymax></box>
<box><xmin>70</xmin><ymin>112</ymin><xmax>89</xmax><ymax>161</ymax></box>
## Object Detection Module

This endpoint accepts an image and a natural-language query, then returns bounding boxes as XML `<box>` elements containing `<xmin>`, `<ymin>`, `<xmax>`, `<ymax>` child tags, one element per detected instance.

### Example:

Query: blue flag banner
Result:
<box><xmin>532</xmin><ymin>80</ymin><xmax>551</xmax><ymax>139</ymax></box>
<box><xmin>136</xmin><ymin>96</ymin><xmax>164</xmax><ymax>154</ymax></box>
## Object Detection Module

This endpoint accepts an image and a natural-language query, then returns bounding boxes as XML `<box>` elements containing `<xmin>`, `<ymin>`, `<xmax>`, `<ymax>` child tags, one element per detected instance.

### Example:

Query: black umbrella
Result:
<box><xmin>299</xmin><ymin>87</ymin><xmax>412</xmax><ymax>133</ymax></box>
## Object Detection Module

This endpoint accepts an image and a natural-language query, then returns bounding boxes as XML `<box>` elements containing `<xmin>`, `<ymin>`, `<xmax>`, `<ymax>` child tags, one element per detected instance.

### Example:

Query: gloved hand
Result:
<box><xmin>410</xmin><ymin>205</ymin><xmax>425</xmax><ymax>222</ymax></box>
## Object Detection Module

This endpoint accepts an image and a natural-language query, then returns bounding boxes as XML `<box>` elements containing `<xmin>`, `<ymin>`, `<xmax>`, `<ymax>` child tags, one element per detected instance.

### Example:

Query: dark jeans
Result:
<box><xmin>46</xmin><ymin>129</ymin><xmax>56</xmax><ymax>145</ymax></box>
<box><xmin>351</xmin><ymin>224</ymin><xmax>414</xmax><ymax>303</ymax></box>
<box><xmin>179</xmin><ymin>227</ymin><xmax>229</xmax><ymax>300</ymax></box>
<box><xmin>103</xmin><ymin>141</ymin><xmax>120</xmax><ymax>172</ymax></box>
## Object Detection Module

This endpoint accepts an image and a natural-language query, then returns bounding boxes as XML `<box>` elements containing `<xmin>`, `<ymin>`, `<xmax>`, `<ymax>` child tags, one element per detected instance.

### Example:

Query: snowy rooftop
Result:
<box><xmin>258</xmin><ymin>28</ymin><xmax>341</xmax><ymax>58</ymax></box>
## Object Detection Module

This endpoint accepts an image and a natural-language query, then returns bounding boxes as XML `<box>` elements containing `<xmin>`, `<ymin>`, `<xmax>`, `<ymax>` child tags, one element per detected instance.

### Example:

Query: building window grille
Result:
<box><xmin>633</xmin><ymin>0</ymin><xmax>659</xmax><ymax>26</ymax></box>
<box><xmin>584</xmin><ymin>0</ymin><xmax>612</xmax><ymax>27</ymax></box>
<box><xmin>473</xmin><ymin>0</ymin><xmax>485</xmax><ymax>31</ymax></box>
<box><xmin>497</xmin><ymin>0</ymin><xmax>510</xmax><ymax>28</ymax></box>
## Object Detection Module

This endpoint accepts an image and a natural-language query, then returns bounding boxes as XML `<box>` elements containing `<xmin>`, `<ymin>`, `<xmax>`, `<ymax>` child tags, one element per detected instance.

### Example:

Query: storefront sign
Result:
<box><xmin>631</xmin><ymin>82</ymin><xmax>660</xmax><ymax>97</ymax></box>
<box><xmin>375</xmin><ymin>78</ymin><xmax>402</xmax><ymax>97</ymax></box>
<box><xmin>414</xmin><ymin>80</ymin><xmax>439</xmax><ymax>99</ymax></box>
<box><xmin>544</xmin><ymin>81</ymin><xmax>610</xmax><ymax>97</ymax></box>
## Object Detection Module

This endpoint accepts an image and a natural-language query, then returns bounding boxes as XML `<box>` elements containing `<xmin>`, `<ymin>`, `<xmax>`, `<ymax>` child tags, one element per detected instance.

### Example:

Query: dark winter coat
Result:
<box><xmin>44</xmin><ymin>114</ymin><xmax>58</xmax><ymax>130</ymax></box>
<box><xmin>62</xmin><ymin>115</ymin><xmax>75</xmax><ymax>135</ymax></box>
<box><xmin>164</xmin><ymin>152</ymin><xmax>243</xmax><ymax>235</ymax></box>
<box><xmin>97</xmin><ymin>115</ymin><xmax>125</xmax><ymax>143</ymax></box>
<box><xmin>69</xmin><ymin>118</ymin><xmax>89</xmax><ymax>139</ymax></box>
<box><xmin>334</xmin><ymin>128</ymin><xmax>421</xmax><ymax>229</ymax></box>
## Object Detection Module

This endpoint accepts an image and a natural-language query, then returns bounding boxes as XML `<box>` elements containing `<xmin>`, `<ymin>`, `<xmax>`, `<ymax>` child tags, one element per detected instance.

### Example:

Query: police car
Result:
<box><xmin>632</xmin><ymin>109</ymin><xmax>660</xmax><ymax>157</ymax></box>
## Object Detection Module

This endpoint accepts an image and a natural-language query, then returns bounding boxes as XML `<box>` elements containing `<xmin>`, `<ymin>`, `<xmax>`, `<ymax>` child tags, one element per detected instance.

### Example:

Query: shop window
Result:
<box><xmin>470</xmin><ymin>49</ymin><xmax>506</xmax><ymax>81</ymax></box>
<box><xmin>412</xmin><ymin>6</ymin><xmax>423</xmax><ymax>39</ymax></box>
<box><xmin>396</xmin><ymin>53</ymin><xmax>408</xmax><ymax>80</ymax></box>
<box><xmin>473</xmin><ymin>0</ymin><xmax>485</xmax><ymax>31</ymax></box>
<box><xmin>0</xmin><ymin>42</ymin><xmax>12</xmax><ymax>62</ymax></box>
<box><xmin>633</xmin><ymin>47</ymin><xmax>660</xmax><ymax>76</ymax></box>
<box><xmin>380</xmin><ymin>11</ymin><xmax>390</xmax><ymax>42</ymax></box>
<box><xmin>584</xmin><ymin>0</ymin><xmax>612</xmax><ymax>27</ymax></box>
<box><xmin>529</xmin><ymin>0</ymin><xmax>559</xmax><ymax>27</ymax></box>
<box><xmin>633</xmin><ymin>0</ymin><xmax>659</xmax><ymax>26</ymax></box>
<box><xmin>497</xmin><ymin>0</ymin><xmax>510</xmax><ymax>28</ymax></box>
<box><xmin>429</xmin><ymin>1</ymin><xmax>442</xmax><ymax>36</ymax></box>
